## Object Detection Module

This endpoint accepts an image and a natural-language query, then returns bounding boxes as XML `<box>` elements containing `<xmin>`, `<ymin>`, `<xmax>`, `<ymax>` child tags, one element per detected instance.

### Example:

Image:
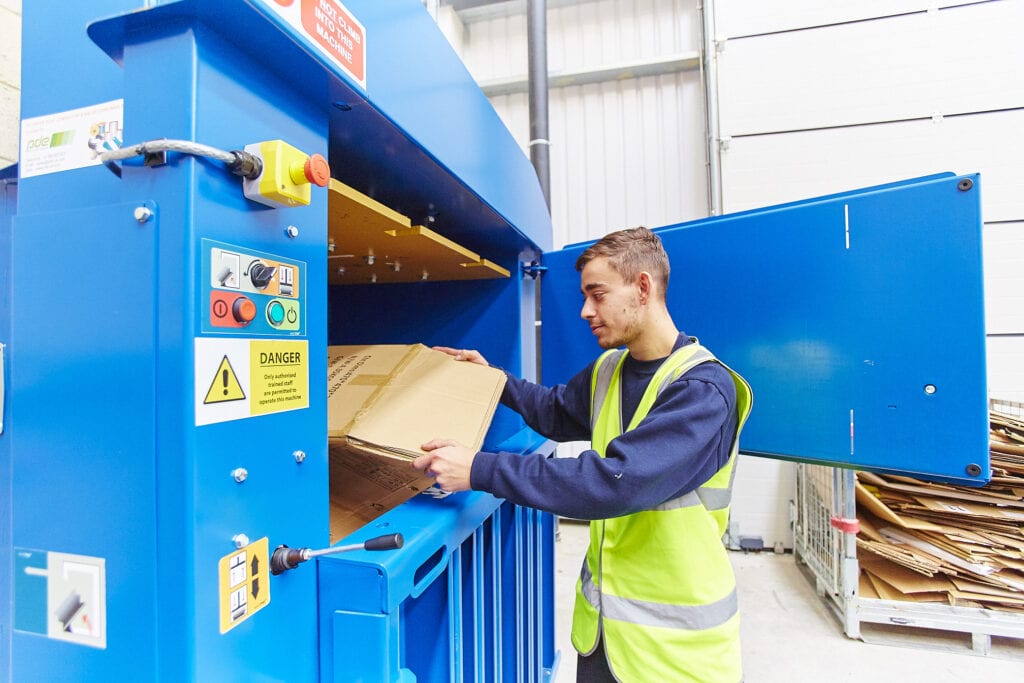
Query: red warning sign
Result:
<box><xmin>302</xmin><ymin>0</ymin><xmax>365</xmax><ymax>86</ymax></box>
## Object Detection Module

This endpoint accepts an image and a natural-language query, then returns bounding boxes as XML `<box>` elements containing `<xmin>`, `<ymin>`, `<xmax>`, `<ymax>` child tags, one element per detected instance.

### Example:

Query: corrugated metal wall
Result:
<box><xmin>451</xmin><ymin>0</ymin><xmax>707</xmax><ymax>249</ymax></box>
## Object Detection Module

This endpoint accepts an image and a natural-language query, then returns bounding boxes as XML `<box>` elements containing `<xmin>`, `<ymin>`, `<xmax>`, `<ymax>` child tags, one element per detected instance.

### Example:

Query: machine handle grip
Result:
<box><xmin>410</xmin><ymin>549</ymin><xmax>449</xmax><ymax>599</ymax></box>
<box><xmin>363</xmin><ymin>533</ymin><xmax>404</xmax><ymax>551</ymax></box>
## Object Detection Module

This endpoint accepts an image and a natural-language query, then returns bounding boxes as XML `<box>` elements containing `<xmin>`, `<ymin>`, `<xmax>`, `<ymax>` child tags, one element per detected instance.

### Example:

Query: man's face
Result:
<box><xmin>579</xmin><ymin>256</ymin><xmax>643</xmax><ymax>349</ymax></box>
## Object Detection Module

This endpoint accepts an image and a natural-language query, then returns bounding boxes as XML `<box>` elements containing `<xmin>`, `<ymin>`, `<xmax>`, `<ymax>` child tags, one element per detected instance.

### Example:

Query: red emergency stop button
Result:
<box><xmin>304</xmin><ymin>154</ymin><xmax>330</xmax><ymax>187</ymax></box>
<box><xmin>232</xmin><ymin>296</ymin><xmax>257</xmax><ymax>324</ymax></box>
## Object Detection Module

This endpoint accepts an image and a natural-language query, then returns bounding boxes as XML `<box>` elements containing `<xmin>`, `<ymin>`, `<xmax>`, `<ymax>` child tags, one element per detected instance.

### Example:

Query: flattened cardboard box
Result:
<box><xmin>327</xmin><ymin>344</ymin><xmax>506</xmax><ymax>541</ymax></box>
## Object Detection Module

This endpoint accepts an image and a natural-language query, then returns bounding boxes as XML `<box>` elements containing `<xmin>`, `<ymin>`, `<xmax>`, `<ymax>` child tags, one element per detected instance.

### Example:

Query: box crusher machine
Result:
<box><xmin>1</xmin><ymin>1</ymin><xmax>990</xmax><ymax>681</ymax></box>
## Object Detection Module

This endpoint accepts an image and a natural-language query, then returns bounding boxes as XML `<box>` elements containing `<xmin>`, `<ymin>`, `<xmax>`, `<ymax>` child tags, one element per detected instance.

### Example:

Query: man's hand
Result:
<box><xmin>433</xmin><ymin>346</ymin><xmax>489</xmax><ymax>366</ymax></box>
<box><xmin>413</xmin><ymin>438</ymin><xmax>477</xmax><ymax>493</ymax></box>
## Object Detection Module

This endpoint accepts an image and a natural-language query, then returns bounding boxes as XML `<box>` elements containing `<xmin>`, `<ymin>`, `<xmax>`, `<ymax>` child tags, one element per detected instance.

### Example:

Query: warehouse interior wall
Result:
<box><xmin>439</xmin><ymin>0</ymin><xmax>1024</xmax><ymax>549</ymax></box>
<box><xmin>0</xmin><ymin>0</ymin><xmax>21</xmax><ymax>170</ymax></box>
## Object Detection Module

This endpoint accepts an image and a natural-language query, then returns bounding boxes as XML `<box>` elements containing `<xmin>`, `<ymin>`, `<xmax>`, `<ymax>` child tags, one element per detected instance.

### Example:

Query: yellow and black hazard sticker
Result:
<box><xmin>218</xmin><ymin>536</ymin><xmax>270</xmax><ymax>634</ymax></box>
<box><xmin>195</xmin><ymin>338</ymin><xmax>308</xmax><ymax>426</ymax></box>
<box><xmin>204</xmin><ymin>355</ymin><xmax>246</xmax><ymax>404</ymax></box>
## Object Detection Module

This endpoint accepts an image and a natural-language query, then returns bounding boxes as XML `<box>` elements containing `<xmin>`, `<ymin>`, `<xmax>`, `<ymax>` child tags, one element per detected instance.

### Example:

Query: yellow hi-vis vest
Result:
<box><xmin>570</xmin><ymin>342</ymin><xmax>753</xmax><ymax>683</ymax></box>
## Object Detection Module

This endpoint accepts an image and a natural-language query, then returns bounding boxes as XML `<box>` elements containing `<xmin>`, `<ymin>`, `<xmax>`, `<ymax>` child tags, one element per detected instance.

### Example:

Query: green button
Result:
<box><xmin>267</xmin><ymin>301</ymin><xmax>286</xmax><ymax>325</ymax></box>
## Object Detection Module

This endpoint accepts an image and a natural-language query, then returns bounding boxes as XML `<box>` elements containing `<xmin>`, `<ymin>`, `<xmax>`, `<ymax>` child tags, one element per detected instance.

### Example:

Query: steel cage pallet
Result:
<box><xmin>794</xmin><ymin>401</ymin><xmax>1024</xmax><ymax>655</ymax></box>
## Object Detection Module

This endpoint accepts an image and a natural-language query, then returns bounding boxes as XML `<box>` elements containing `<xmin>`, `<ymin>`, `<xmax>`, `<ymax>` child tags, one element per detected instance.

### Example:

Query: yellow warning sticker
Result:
<box><xmin>195</xmin><ymin>338</ymin><xmax>308</xmax><ymax>426</ymax></box>
<box><xmin>250</xmin><ymin>341</ymin><xmax>308</xmax><ymax>416</ymax></box>
<box><xmin>218</xmin><ymin>536</ymin><xmax>270</xmax><ymax>634</ymax></box>
<box><xmin>203</xmin><ymin>355</ymin><xmax>246</xmax><ymax>404</ymax></box>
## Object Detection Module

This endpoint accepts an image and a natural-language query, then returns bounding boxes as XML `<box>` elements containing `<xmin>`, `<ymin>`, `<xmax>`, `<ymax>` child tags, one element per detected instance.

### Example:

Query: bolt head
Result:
<box><xmin>133</xmin><ymin>206</ymin><xmax>153</xmax><ymax>223</ymax></box>
<box><xmin>233</xmin><ymin>534</ymin><xmax>250</xmax><ymax>549</ymax></box>
<box><xmin>293</xmin><ymin>450</ymin><xmax>307</xmax><ymax>464</ymax></box>
<box><xmin>285</xmin><ymin>225</ymin><xmax>299</xmax><ymax>239</ymax></box>
<box><xmin>232</xmin><ymin>467</ymin><xmax>249</xmax><ymax>483</ymax></box>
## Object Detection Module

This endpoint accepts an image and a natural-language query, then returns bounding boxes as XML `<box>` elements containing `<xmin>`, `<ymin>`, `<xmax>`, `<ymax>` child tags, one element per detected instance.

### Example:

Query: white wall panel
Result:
<box><xmin>730</xmin><ymin>456</ymin><xmax>795</xmax><ymax>549</ymax></box>
<box><xmin>719</xmin><ymin>110</ymin><xmax>1024</xmax><ymax>222</ymax></box>
<box><xmin>547</xmin><ymin>0</ymin><xmax>700</xmax><ymax>73</ymax></box>
<box><xmin>545</xmin><ymin>72</ymin><xmax>707</xmax><ymax>248</ymax></box>
<box><xmin>460</xmin><ymin>10</ymin><xmax>528</xmax><ymax>82</ymax></box>
<box><xmin>0</xmin><ymin>4</ymin><xmax>19</xmax><ymax>89</ymax></box>
<box><xmin>469</xmin><ymin>1</ymin><xmax>708</xmax><ymax>250</ymax></box>
<box><xmin>983</xmin><ymin>222</ymin><xmax>1024</xmax><ymax>334</ymax></box>
<box><xmin>0</xmin><ymin>82</ymin><xmax>17</xmax><ymax>167</ymax></box>
<box><xmin>987</xmin><ymin>337</ymin><xmax>1024</xmax><ymax>404</ymax></box>
<box><xmin>460</xmin><ymin>0</ymin><xmax>700</xmax><ymax>83</ymax></box>
<box><xmin>0</xmin><ymin>1</ymin><xmax>19</xmax><ymax>167</ymax></box>
<box><xmin>715</xmin><ymin>0</ymin><xmax>981</xmax><ymax>39</ymax></box>
<box><xmin>717</xmin><ymin>1</ymin><xmax>1024</xmax><ymax>136</ymax></box>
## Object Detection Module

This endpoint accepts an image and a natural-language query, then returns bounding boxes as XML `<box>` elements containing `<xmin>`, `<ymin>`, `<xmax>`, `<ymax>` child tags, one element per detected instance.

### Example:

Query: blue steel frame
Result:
<box><xmin>542</xmin><ymin>173</ymin><xmax>989</xmax><ymax>486</ymax></box>
<box><xmin>9</xmin><ymin>0</ymin><xmax>555</xmax><ymax>681</ymax></box>
<box><xmin>0</xmin><ymin>164</ymin><xmax>17</xmax><ymax>682</ymax></box>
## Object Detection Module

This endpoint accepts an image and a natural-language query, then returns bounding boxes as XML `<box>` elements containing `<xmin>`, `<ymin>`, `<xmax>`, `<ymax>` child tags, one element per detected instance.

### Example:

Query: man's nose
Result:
<box><xmin>580</xmin><ymin>299</ymin><xmax>594</xmax><ymax>320</ymax></box>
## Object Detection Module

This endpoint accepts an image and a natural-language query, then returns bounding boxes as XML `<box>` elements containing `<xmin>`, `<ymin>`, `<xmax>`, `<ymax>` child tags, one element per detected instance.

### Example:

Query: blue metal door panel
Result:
<box><xmin>541</xmin><ymin>174</ymin><xmax>988</xmax><ymax>485</ymax></box>
<box><xmin>10</xmin><ymin>202</ymin><xmax>158</xmax><ymax>679</ymax></box>
<box><xmin>112</xmin><ymin>23</ymin><xmax>329</xmax><ymax>682</ymax></box>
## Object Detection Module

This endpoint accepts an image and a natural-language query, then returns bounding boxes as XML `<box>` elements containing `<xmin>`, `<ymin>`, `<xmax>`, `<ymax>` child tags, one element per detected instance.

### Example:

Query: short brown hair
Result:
<box><xmin>575</xmin><ymin>226</ymin><xmax>670</xmax><ymax>294</ymax></box>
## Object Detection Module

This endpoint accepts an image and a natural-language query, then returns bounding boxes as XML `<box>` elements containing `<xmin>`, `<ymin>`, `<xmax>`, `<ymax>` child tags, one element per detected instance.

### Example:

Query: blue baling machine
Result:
<box><xmin>0</xmin><ymin>1</ymin><xmax>988</xmax><ymax>681</ymax></box>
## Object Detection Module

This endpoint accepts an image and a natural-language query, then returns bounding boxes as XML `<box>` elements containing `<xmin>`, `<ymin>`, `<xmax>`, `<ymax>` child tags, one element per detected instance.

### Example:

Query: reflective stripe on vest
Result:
<box><xmin>579</xmin><ymin>556</ymin><xmax>739</xmax><ymax>631</ymax></box>
<box><xmin>589</xmin><ymin>348</ymin><xmax>626</xmax><ymax>433</ymax></box>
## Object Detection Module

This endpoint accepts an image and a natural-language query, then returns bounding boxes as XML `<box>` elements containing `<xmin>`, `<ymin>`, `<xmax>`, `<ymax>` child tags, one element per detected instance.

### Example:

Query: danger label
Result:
<box><xmin>251</xmin><ymin>342</ymin><xmax>307</xmax><ymax>416</ymax></box>
<box><xmin>195</xmin><ymin>338</ymin><xmax>309</xmax><ymax>425</ymax></box>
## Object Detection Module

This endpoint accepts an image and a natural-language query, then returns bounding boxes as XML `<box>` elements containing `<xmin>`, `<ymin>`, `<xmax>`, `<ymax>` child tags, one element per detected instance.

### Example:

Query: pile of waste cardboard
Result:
<box><xmin>855</xmin><ymin>408</ymin><xmax>1024</xmax><ymax>611</ymax></box>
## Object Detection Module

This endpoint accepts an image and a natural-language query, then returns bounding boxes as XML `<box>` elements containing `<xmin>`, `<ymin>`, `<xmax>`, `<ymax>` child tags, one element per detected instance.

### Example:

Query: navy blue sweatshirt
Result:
<box><xmin>470</xmin><ymin>334</ymin><xmax>739</xmax><ymax>520</ymax></box>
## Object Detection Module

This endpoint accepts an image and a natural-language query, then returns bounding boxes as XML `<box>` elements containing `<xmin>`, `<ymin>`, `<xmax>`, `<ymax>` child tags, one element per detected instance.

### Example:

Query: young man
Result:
<box><xmin>413</xmin><ymin>226</ymin><xmax>752</xmax><ymax>683</ymax></box>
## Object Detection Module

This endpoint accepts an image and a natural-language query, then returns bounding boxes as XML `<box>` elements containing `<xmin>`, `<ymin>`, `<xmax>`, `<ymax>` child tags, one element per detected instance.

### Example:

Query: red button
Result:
<box><xmin>232</xmin><ymin>297</ymin><xmax>257</xmax><ymax>324</ymax></box>
<box><xmin>304</xmin><ymin>154</ymin><xmax>330</xmax><ymax>187</ymax></box>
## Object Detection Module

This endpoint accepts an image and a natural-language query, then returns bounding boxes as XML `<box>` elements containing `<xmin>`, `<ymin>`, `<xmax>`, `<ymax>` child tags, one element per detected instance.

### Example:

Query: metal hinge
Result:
<box><xmin>521</xmin><ymin>261</ymin><xmax>548</xmax><ymax>279</ymax></box>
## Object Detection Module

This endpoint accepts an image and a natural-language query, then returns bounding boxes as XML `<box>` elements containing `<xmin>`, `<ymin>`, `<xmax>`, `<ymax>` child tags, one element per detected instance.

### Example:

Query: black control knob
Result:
<box><xmin>249</xmin><ymin>262</ymin><xmax>277</xmax><ymax>289</ymax></box>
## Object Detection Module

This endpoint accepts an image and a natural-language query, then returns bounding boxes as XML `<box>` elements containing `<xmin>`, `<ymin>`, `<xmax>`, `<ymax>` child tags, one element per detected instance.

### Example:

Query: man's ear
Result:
<box><xmin>637</xmin><ymin>271</ymin><xmax>653</xmax><ymax>304</ymax></box>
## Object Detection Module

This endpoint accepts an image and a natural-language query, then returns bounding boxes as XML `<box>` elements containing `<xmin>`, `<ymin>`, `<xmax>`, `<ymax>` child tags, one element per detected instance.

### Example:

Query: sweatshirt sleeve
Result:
<box><xmin>497</xmin><ymin>364</ymin><xmax>594</xmax><ymax>443</ymax></box>
<box><xmin>471</xmin><ymin>365</ymin><xmax>737</xmax><ymax>520</ymax></box>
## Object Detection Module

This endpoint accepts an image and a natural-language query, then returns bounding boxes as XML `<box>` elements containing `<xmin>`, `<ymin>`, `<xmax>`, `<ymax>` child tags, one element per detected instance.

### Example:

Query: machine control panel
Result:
<box><xmin>202</xmin><ymin>239</ymin><xmax>305</xmax><ymax>336</ymax></box>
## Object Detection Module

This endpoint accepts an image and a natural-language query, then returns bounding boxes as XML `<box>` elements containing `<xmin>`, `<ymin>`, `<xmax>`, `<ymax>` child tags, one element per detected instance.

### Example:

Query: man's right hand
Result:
<box><xmin>433</xmin><ymin>346</ymin><xmax>489</xmax><ymax>366</ymax></box>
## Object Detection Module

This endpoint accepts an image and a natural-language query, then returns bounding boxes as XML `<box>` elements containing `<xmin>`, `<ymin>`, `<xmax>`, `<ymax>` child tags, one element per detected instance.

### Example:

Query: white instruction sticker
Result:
<box><xmin>19</xmin><ymin>100</ymin><xmax>124</xmax><ymax>179</ymax></box>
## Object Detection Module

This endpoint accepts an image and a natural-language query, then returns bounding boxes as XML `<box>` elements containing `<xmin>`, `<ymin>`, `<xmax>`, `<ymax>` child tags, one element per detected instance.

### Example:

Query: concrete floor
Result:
<box><xmin>552</xmin><ymin>520</ymin><xmax>1023</xmax><ymax>682</ymax></box>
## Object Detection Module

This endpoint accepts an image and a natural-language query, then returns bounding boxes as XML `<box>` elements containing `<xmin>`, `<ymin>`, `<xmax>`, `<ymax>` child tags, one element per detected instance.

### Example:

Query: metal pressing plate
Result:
<box><xmin>327</xmin><ymin>180</ymin><xmax>509</xmax><ymax>284</ymax></box>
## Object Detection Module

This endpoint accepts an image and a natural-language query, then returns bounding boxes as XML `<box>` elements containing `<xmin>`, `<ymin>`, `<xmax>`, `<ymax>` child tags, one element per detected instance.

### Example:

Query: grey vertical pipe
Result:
<box><xmin>527</xmin><ymin>0</ymin><xmax>551</xmax><ymax>209</ymax></box>
<box><xmin>700</xmin><ymin>0</ymin><xmax>723</xmax><ymax>216</ymax></box>
<box><xmin>526</xmin><ymin>0</ymin><xmax>549</xmax><ymax>386</ymax></box>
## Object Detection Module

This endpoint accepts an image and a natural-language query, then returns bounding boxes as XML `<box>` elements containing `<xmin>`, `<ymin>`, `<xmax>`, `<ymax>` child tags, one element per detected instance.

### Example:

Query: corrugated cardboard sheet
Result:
<box><xmin>326</xmin><ymin>344</ymin><xmax>507</xmax><ymax>542</ymax></box>
<box><xmin>855</xmin><ymin>408</ymin><xmax>1024</xmax><ymax>611</ymax></box>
